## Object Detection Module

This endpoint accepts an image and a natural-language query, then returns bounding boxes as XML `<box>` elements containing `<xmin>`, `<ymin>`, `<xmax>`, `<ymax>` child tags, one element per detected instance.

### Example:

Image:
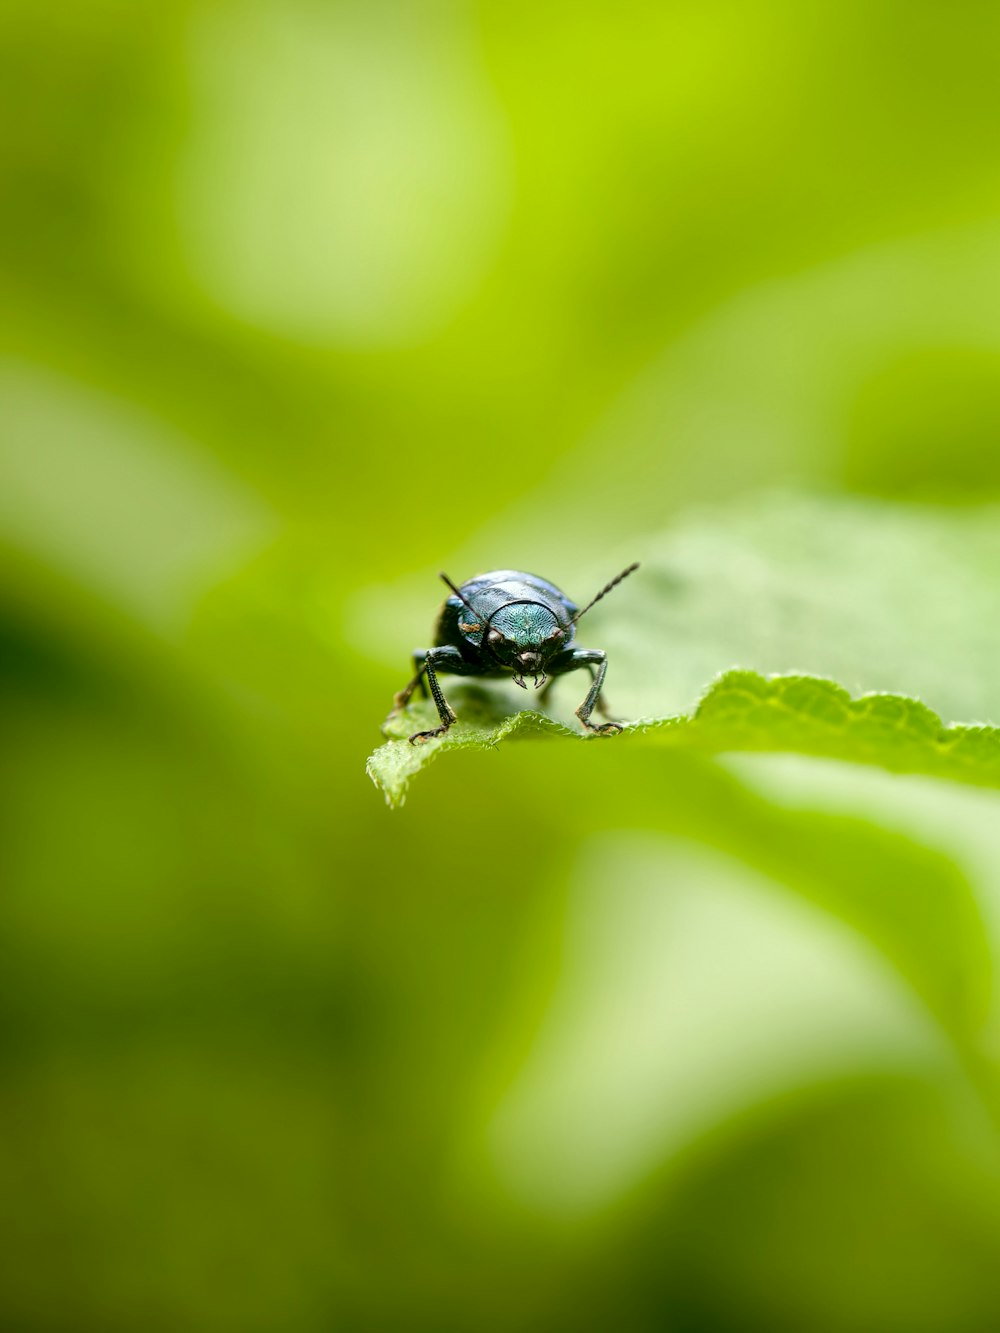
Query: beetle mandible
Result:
<box><xmin>389</xmin><ymin>563</ymin><xmax>640</xmax><ymax>744</ymax></box>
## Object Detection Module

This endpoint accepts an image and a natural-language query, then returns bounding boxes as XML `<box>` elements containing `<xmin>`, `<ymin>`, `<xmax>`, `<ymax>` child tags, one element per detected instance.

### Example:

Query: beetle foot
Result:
<box><xmin>512</xmin><ymin>675</ymin><xmax>528</xmax><ymax>690</ymax></box>
<box><xmin>579</xmin><ymin>718</ymin><xmax>623</xmax><ymax>736</ymax></box>
<box><xmin>409</xmin><ymin>725</ymin><xmax>451</xmax><ymax>745</ymax></box>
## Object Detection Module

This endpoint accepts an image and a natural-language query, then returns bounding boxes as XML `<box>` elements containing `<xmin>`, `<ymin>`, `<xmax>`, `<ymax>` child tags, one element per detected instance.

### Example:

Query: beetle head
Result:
<box><xmin>485</xmin><ymin>601</ymin><xmax>567</xmax><ymax>687</ymax></box>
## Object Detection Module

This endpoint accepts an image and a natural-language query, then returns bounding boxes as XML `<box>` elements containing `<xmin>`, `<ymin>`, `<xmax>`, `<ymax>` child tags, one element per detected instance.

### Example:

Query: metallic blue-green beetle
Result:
<box><xmin>391</xmin><ymin>564</ymin><xmax>639</xmax><ymax>744</ymax></box>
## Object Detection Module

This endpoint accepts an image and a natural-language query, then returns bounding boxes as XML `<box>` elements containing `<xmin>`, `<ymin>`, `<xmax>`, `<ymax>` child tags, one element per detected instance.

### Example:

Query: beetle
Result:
<box><xmin>389</xmin><ymin>563</ymin><xmax>639</xmax><ymax>744</ymax></box>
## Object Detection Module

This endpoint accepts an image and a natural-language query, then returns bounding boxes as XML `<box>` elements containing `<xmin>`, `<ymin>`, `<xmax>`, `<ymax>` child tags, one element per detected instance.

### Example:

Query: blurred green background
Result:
<box><xmin>5</xmin><ymin>2</ymin><xmax>1000</xmax><ymax>1329</ymax></box>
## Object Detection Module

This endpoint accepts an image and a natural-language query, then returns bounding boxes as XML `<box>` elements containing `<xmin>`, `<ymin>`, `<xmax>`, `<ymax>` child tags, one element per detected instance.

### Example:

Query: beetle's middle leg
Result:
<box><xmin>410</xmin><ymin>650</ymin><xmax>430</xmax><ymax>699</ymax></box>
<box><xmin>393</xmin><ymin>651</ymin><xmax>430</xmax><ymax>710</ymax></box>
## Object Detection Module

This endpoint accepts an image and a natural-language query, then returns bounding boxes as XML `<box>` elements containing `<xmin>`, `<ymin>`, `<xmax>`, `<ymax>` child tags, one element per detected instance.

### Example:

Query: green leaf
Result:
<box><xmin>367</xmin><ymin>494</ymin><xmax>1000</xmax><ymax>805</ymax></box>
<box><xmin>673</xmin><ymin>670</ymin><xmax>1000</xmax><ymax>779</ymax></box>
<box><xmin>367</xmin><ymin>669</ymin><xmax>1000</xmax><ymax>808</ymax></box>
<box><xmin>593</xmin><ymin>491</ymin><xmax>1000</xmax><ymax>724</ymax></box>
<box><xmin>369</xmin><ymin>684</ymin><xmax>578</xmax><ymax>807</ymax></box>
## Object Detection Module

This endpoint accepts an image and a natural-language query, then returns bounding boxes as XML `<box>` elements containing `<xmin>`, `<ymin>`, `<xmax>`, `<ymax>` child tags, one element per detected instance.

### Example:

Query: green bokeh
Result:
<box><xmin>4</xmin><ymin>3</ymin><xmax>1000</xmax><ymax>1329</ymax></box>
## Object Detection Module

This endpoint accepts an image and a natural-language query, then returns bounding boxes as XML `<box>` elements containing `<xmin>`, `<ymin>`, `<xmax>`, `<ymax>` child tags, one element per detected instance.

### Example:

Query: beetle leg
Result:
<box><xmin>406</xmin><ymin>646</ymin><xmax>480</xmax><ymax>744</ymax></box>
<box><xmin>411</xmin><ymin>651</ymin><xmax>430</xmax><ymax>699</ymax></box>
<box><xmin>393</xmin><ymin>651</ymin><xmax>429</xmax><ymax>710</ymax></box>
<box><xmin>537</xmin><ymin>664</ymin><xmax>614</xmax><ymax>717</ymax></box>
<box><xmin>569</xmin><ymin>649</ymin><xmax>622</xmax><ymax>735</ymax></box>
<box><xmin>590</xmin><ymin>668</ymin><xmax>615</xmax><ymax>720</ymax></box>
<box><xmin>409</xmin><ymin>655</ymin><xmax>457</xmax><ymax>743</ymax></box>
<box><xmin>392</xmin><ymin>647</ymin><xmax>497</xmax><ymax>743</ymax></box>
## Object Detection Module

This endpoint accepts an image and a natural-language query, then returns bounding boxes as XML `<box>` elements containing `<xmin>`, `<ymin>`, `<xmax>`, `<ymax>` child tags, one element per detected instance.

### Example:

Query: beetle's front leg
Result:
<box><xmin>537</xmin><ymin>665</ymin><xmax>616</xmax><ymax>720</ymax></box>
<box><xmin>569</xmin><ymin>649</ymin><xmax>622</xmax><ymax>735</ymax></box>
<box><xmin>406</xmin><ymin>647</ymin><xmax>481</xmax><ymax>745</ymax></box>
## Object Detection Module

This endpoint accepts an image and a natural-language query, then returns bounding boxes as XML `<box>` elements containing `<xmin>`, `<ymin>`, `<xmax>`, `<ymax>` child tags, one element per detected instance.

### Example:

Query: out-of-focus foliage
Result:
<box><xmin>5</xmin><ymin>2</ymin><xmax>1000</xmax><ymax>1330</ymax></box>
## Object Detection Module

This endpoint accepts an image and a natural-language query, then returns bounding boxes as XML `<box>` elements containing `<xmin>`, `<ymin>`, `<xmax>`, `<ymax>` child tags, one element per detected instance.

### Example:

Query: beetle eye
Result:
<box><xmin>547</xmin><ymin>627</ymin><xmax>564</xmax><ymax>640</ymax></box>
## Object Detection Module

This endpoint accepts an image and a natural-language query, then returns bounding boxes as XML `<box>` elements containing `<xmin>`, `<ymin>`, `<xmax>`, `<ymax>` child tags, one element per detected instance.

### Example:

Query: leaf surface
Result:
<box><xmin>368</xmin><ymin>670</ymin><xmax>1000</xmax><ymax>808</ymax></box>
<box><xmin>369</xmin><ymin>494</ymin><xmax>1000</xmax><ymax>806</ymax></box>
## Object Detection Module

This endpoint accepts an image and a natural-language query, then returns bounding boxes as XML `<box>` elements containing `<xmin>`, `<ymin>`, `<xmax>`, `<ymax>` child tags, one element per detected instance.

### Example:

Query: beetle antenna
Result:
<box><xmin>570</xmin><ymin>562</ymin><xmax>640</xmax><ymax>625</ymax></box>
<box><xmin>439</xmin><ymin>572</ymin><xmax>486</xmax><ymax>629</ymax></box>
